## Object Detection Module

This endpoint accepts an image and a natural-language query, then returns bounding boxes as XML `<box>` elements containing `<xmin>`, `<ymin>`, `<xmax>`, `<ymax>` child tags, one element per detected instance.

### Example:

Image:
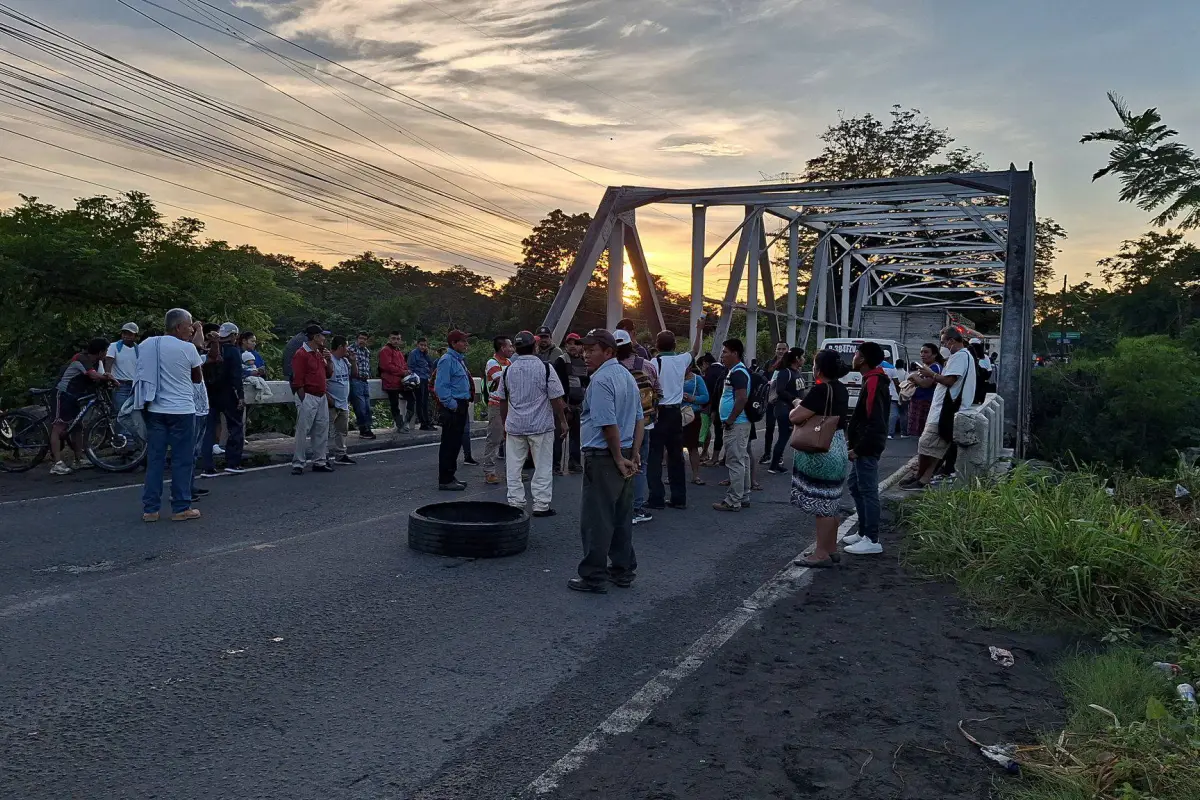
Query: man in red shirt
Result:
<box><xmin>379</xmin><ymin>331</ymin><xmax>412</xmax><ymax>433</ymax></box>
<box><xmin>290</xmin><ymin>325</ymin><xmax>335</xmax><ymax>475</ymax></box>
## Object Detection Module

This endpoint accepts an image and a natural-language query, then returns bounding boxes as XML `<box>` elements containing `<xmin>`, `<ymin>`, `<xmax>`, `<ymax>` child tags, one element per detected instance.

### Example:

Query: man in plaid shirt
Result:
<box><xmin>347</xmin><ymin>332</ymin><xmax>376</xmax><ymax>439</ymax></box>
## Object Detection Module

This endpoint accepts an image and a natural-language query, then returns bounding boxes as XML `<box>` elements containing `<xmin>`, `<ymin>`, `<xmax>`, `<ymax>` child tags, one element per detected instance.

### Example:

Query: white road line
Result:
<box><xmin>0</xmin><ymin>441</ymin><xmax>442</xmax><ymax>506</ymax></box>
<box><xmin>523</xmin><ymin>456</ymin><xmax>917</xmax><ymax>797</ymax></box>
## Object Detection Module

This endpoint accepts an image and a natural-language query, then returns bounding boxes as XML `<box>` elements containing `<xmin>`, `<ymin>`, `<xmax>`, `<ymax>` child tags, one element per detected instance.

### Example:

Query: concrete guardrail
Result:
<box><xmin>952</xmin><ymin>393</ymin><xmax>1012</xmax><ymax>483</ymax></box>
<box><xmin>245</xmin><ymin>379</ymin><xmax>485</xmax><ymax>407</ymax></box>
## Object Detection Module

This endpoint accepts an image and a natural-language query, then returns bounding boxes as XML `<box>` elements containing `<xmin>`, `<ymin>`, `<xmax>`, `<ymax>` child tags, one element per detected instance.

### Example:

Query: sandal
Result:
<box><xmin>719</xmin><ymin>478</ymin><xmax>731</xmax><ymax>486</ymax></box>
<box><xmin>794</xmin><ymin>555</ymin><xmax>837</xmax><ymax>568</ymax></box>
<box><xmin>691</xmin><ymin>477</ymin><xmax>706</xmax><ymax>485</ymax></box>
<box><xmin>751</xmin><ymin>482</ymin><xmax>764</xmax><ymax>491</ymax></box>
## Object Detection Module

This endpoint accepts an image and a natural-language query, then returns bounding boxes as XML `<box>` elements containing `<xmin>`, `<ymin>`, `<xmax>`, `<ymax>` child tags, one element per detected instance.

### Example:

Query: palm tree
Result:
<box><xmin>1082</xmin><ymin>92</ymin><xmax>1200</xmax><ymax>230</ymax></box>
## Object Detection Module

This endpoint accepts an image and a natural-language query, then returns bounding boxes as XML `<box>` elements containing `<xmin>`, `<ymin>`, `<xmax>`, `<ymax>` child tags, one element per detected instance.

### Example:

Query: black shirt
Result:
<box><xmin>799</xmin><ymin>381</ymin><xmax>849</xmax><ymax>430</ymax></box>
<box><xmin>703</xmin><ymin>363</ymin><xmax>727</xmax><ymax>411</ymax></box>
<box><xmin>774</xmin><ymin>366</ymin><xmax>804</xmax><ymax>406</ymax></box>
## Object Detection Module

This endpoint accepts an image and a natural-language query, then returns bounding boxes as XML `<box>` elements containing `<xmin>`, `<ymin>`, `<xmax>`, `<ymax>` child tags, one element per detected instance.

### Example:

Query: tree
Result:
<box><xmin>802</xmin><ymin>106</ymin><xmax>987</xmax><ymax>182</ymax></box>
<box><xmin>1082</xmin><ymin>92</ymin><xmax>1200</xmax><ymax>230</ymax></box>
<box><xmin>770</xmin><ymin>107</ymin><xmax>1066</xmax><ymax>324</ymax></box>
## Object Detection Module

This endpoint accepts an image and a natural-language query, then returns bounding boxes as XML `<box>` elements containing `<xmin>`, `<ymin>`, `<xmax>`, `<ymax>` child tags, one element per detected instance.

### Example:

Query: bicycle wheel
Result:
<box><xmin>0</xmin><ymin>410</ymin><xmax>51</xmax><ymax>473</ymax></box>
<box><xmin>85</xmin><ymin>414</ymin><xmax>147</xmax><ymax>472</ymax></box>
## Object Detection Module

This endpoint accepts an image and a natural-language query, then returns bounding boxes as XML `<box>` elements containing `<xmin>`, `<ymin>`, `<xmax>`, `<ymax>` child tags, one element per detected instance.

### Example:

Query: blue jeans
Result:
<box><xmin>847</xmin><ymin>455</ymin><xmax>881</xmax><ymax>543</ymax></box>
<box><xmin>633</xmin><ymin>433</ymin><xmax>651</xmax><ymax>512</ymax></box>
<box><xmin>201</xmin><ymin>403</ymin><xmax>244</xmax><ymax>471</ymax></box>
<box><xmin>142</xmin><ymin>412</ymin><xmax>195</xmax><ymax>514</ymax></box>
<box><xmin>113</xmin><ymin>382</ymin><xmax>133</xmax><ymax>436</ymax></box>
<box><xmin>350</xmin><ymin>379</ymin><xmax>372</xmax><ymax>432</ymax></box>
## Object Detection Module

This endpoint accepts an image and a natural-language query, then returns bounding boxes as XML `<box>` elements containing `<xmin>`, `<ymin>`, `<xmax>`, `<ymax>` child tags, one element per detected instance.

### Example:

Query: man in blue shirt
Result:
<box><xmin>434</xmin><ymin>330</ymin><xmax>474</xmax><ymax>489</ymax></box>
<box><xmin>570</xmin><ymin>329</ymin><xmax>644</xmax><ymax>594</ymax></box>
<box><xmin>407</xmin><ymin>337</ymin><xmax>437</xmax><ymax>431</ymax></box>
<box><xmin>714</xmin><ymin>338</ymin><xmax>752</xmax><ymax>511</ymax></box>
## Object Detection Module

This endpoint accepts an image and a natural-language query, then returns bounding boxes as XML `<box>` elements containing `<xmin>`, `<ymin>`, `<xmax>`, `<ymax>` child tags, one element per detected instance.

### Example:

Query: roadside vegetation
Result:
<box><xmin>903</xmin><ymin>468</ymin><xmax>1200</xmax><ymax>799</ymax></box>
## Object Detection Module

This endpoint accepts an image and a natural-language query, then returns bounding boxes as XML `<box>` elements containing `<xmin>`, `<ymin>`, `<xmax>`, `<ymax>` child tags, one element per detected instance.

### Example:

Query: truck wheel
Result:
<box><xmin>408</xmin><ymin>501</ymin><xmax>530</xmax><ymax>558</ymax></box>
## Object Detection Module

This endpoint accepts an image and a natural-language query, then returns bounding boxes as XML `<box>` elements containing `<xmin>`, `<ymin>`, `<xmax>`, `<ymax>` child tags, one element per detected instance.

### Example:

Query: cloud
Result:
<box><xmin>657</xmin><ymin>135</ymin><xmax>747</xmax><ymax>157</ymax></box>
<box><xmin>620</xmin><ymin>19</ymin><xmax>669</xmax><ymax>37</ymax></box>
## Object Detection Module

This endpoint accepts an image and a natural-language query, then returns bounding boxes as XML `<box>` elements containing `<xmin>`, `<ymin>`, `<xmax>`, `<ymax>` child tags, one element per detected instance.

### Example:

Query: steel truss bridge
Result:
<box><xmin>542</xmin><ymin>168</ymin><xmax>1036</xmax><ymax>452</ymax></box>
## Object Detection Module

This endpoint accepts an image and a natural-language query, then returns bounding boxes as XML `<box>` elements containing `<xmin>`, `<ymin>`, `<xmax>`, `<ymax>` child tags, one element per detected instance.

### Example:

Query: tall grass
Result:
<box><xmin>1008</xmin><ymin>642</ymin><xmax>1200</xmax><ymax>800</ymax></box>
<box><xmin>903</xmin><ymin>467</ymin><xmax>1200</xmax><ymax>631</ymax></box>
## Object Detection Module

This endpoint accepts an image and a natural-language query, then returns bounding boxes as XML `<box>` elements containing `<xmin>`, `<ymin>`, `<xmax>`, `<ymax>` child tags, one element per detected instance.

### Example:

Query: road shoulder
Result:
<box><xmin>543</xmin><ymin>520</ymin><xmax>1070</xmax><ymax>799</ymax></box>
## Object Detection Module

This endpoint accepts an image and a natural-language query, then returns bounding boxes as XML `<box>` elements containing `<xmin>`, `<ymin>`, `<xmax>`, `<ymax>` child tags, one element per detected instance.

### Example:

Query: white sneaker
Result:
<box><xmin>841</xmin><ymin>532</ymin><xmax>863</xmax><ymax>545</ymax></box>
<box><xmin>50</xmin><ymin>460</ymin><xmax>72</xmax><ymax>476</ymax></box>
<box><xmin>224</xmin><ymin>466</ymin><xmax>246</xmax><ymax>475</ymax></box>
<box><xmin>632</xmin><ymin>510</ymin><xmax>653</xmax><ymax>525</ymax></box>
<box><xmin>845</xmin><ymin>539</ymin><xmax>884</xmax><ymax>555</ymax></box>
<box><xmin>212</xmin><ymin>444</ymin><xmax>225</xmax><ymax>456</ymax></box>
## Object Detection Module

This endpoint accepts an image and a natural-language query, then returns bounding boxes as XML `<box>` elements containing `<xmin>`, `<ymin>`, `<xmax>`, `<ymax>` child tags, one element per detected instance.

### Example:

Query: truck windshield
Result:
<box><xmin>825</xmin><ymin>342</ymin><xmax>897</xmax><ymax>371</ymax></box>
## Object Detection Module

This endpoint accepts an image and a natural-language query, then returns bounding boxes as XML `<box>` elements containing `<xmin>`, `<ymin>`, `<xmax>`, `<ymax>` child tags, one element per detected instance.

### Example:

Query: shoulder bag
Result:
<box><xmin>789</xmin><ymin>384</ymin><xmax>838</xmax><ymax>454</ymax></box>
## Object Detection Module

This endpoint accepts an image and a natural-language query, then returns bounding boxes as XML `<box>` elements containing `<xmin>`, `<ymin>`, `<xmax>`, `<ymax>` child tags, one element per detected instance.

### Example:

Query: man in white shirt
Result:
<box><xmin>498</xmin><ymin>330</ymin><xmax>567</xmax><ymax>517</ymax></box>
<box><xmin>140</xmin><ymin>308</ymin><xmax>204</xmax><ymax>522</ymax></box>
<box><xmin>104</xmin><ymin>322</ymin><xmax>140</xmax><ymax>416</ymax></box>
<box><xmin>646</xmin><ymin>329</ymin><xmax>701</xmax><ymax>509</ymax></box>
<box><xmin>904</xmin><ymin>327</ymin><xmax>976</xmax><ymax>489</ymax></box>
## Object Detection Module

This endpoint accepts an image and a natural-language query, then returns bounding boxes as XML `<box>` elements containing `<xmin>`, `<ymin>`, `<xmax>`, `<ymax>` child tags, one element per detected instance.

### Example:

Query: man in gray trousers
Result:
<box><xmin>569</xmin><ymin>329</ymin><xmax>645</xmax><ymax>593</ymax></box>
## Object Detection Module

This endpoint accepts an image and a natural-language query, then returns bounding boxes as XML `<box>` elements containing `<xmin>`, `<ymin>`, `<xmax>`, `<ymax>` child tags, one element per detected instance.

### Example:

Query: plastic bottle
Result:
<box><xmin>1178</xmin><ymin>683</ymin><xmax>1197</xmax><ymax>706</ymax></box>
<box><xmin>1153</xmin><ymin>662</ymin><xmax>1183</xmax><ymax>675</ymax></box>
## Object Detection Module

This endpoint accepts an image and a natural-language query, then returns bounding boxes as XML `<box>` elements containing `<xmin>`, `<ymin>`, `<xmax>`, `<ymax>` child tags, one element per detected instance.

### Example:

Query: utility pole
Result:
<box><xmin>1058</xmin><ymin>274</ymin><xmax>1068</xmax><ymax>361</ymax></box>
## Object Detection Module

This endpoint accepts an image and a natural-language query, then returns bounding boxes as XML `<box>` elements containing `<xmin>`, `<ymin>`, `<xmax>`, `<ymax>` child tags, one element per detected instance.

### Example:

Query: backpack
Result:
<box><xmin>744</xmin><ymin>368</ymin><xmax>770</xmax><ymax>423</ymax></box>
<box><xmin>628</xmin><ymin>356</ymin><xmax>660</xmax><ymax>425</ymax></box>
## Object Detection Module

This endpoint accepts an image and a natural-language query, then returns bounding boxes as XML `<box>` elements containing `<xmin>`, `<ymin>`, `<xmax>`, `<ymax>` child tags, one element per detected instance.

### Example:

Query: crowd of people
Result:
<box><xmin>41</xmin><ymin>307</ymin><xmax>986</xmax><ymax>590</ymax></box>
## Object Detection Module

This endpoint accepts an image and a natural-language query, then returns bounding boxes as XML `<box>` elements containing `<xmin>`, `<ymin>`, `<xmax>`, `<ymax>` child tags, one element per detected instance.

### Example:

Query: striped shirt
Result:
<box><xmin>485</xmin><ymin>356</ymin><xmax>510</xmax><ymax>407</ymax></box>
<box><xmin>496</xmin><ymin>354</ymin><xmax>564</xmax><ymax>436</ymax></box>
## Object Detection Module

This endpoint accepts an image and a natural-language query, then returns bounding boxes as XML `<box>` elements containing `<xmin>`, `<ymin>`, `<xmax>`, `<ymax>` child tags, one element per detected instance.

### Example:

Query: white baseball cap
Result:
<box><xmin>218</xmin><ymin>322</ymin><xmax>240</xmax><ymax>338</ymax></box>
<box><xmin>969</xmin><ymin>337</ymin><xmax>982</xmax><ymax>345</ymax></box>
<box><xmin>121</xmin><ymin>322</ymin><xmax>139</xmax><ymax>334</ymax></box>
<box><xmin>613</xmin><ymin>329</ymin><xmax>633</xmax><ymax>346</ymax></box>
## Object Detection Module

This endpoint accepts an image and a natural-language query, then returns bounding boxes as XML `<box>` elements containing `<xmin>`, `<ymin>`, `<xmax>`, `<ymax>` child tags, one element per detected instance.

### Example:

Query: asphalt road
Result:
<box><xmin>0</xmin><ymin>436</ymin><xmax>916</xmax><ymax>799</ymax></box>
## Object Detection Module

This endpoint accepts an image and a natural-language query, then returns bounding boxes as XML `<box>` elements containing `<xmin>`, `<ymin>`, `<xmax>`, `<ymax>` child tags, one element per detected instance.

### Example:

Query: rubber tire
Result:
<box><xmin>85</xmin><ymin>415</ymin><xmax>147</xmax><ymax>473</ymax></box>
<box><xmin>408</xmin><ymin>506</ymin><xmax>530</xmax><ymax>559</ymax></box>
<box><xmin>0</xmin><ymin>411</ymin><xmax>50</xmax><ymax>473</ymax></box>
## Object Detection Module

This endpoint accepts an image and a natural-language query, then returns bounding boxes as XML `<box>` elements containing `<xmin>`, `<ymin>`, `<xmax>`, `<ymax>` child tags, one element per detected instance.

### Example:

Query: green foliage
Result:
<box><xmin>1030</xmin><ymin>335</ymin><xmax>1200</xmax><ymax>474</ymax></box>
<box><xmin>1083</xmin><ymin>92</ymin><xmax>1200</xmax><ymax>231</ymax></box>
<box><xmin>902</xmin><ymin>467</ymin><xmax>1200</xmax><ymax>631</ymax></box>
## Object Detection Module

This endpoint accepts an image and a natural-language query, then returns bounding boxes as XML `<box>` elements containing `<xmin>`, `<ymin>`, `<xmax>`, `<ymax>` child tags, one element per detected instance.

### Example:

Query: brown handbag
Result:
<box><xmin>789</xmin><ymin>385</ymin><xmax>838</xmax><ymax>453</ymax></box>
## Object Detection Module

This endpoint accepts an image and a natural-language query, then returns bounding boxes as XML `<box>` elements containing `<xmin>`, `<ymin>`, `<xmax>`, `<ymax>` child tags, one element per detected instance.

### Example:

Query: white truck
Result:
<box><xmin>818</xmin><ymin>308</ymin><xmax>991</xmax><ymax>407</ymax></box>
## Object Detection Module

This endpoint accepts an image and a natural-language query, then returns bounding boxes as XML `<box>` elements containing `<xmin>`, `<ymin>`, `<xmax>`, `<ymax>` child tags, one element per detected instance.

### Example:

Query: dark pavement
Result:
<box><xmin>0</xmin><ymin>436</ymin><xmax>917</xmax><ymax>799</ymax></box>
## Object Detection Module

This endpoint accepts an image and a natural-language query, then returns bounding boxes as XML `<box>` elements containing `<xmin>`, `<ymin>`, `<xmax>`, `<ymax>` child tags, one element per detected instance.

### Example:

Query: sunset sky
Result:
<box><xmin>3</xmin><ymin>0</ymin><xmax>1198</xmax><ymax>296</ymax></box>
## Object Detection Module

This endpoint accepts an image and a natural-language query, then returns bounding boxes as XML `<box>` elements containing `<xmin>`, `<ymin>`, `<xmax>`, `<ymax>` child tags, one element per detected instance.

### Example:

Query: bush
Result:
<box><xmin>1031</xmin><ymin>336</ymin><xmax>1200</xmax><ymax>475</ymax></box>
<box><xmin>903</xmin><ymin>467</ymin><xmax>1200</xmax><ymax>631</ymax></box>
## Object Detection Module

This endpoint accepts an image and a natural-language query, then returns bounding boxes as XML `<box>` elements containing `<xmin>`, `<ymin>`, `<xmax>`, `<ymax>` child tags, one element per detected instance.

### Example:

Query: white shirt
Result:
<box><xmin>149</xmin><ymin>335</ymin><xmax>203</xmax><ymax>415</ymax></box>
<box><xmin>654</xmin><ymin>352</ymin><xmax>692</xmax><ymax>406</ymax></box>
<box><xmin>106</xmin><ymin>340</ymin><xmax>139</xmax><ymax>381</ymax></box>
<box><xmin>927</xmin><ymin>348</ymin><xmax>976</xmax><ymax>427</ymax></box>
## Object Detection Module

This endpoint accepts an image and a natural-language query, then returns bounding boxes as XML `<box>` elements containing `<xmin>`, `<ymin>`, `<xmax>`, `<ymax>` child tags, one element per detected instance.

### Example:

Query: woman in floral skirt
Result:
<box><xmin>788</xmin><ymin>349</ymin><xmax>851</xmax><ymax>567</ymax></box>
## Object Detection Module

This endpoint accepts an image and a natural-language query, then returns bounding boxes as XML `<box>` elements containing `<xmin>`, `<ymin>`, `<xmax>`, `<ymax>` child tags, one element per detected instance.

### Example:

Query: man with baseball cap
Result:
<box><xmin>434</xmin><ymin>330</ymin><xmax>474</xmax><ymax>490</ymax></box>
<box><xmin>104</xmin><ymin>322</ymin><xmax>140</xmax><ymax>421</ymax></box>
<box><xmin>200</xmin><ymin>321</ymin><xmax>247</xmax><ymax>476</ymax></box>
<box><xmin>569</xmin><ymin>329</ymin><xmax>643</xmax><ymax>593</ymax></box>
<box><xmin>535</xmin><ymin>325</ymin><xmax>567</xmax><ymax>471</ymax></box>
<box><xmin>497</xmin><ymin>330</ymin><xmax>567</xmax><ymax>516</ymax></box>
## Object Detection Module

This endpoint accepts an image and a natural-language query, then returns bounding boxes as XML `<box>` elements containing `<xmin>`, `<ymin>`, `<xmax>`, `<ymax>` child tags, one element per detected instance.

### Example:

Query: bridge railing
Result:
<box><xmin>952</xmin><ymin>393</ymin><xmax>1011</xmax><ymax>483</ymax></box>
<box><xmin>245</xmin><ymin>379</ymin><xmax>486</xmax><ymax>412</ymax></box>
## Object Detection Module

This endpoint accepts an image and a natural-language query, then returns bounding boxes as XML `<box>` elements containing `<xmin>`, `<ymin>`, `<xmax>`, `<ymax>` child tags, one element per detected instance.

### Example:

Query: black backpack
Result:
<box><xmin>745</xmin><ymin>368</ymin><xmax>770</xmax><ymax>423</ymax></box>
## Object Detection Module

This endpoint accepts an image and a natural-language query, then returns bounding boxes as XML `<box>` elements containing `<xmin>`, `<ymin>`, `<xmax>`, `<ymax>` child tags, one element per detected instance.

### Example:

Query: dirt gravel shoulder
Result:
<box><xmin>544</xmin><ymin>524</ymin><xmax>1071</xmax><ymax>800</ymax></box>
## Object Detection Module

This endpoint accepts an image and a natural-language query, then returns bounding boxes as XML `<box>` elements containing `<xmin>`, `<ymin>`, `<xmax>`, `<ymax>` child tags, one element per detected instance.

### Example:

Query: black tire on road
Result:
<box><xmin>408</xmin><ymin>501</ymin><xmax>530</xmax><ymax>558</ymax></box>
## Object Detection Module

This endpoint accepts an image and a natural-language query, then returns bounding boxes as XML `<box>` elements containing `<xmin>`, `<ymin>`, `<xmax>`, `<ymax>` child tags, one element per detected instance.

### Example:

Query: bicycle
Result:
<box><xmin>0</xmin><ymin>401</ymin><xmax>51</xmax><ymax>473</ymax></box>
<box><xmin>0</xmin><ymin>387</ymin><xmax>146</xmax><ymax>473</ymax></box>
